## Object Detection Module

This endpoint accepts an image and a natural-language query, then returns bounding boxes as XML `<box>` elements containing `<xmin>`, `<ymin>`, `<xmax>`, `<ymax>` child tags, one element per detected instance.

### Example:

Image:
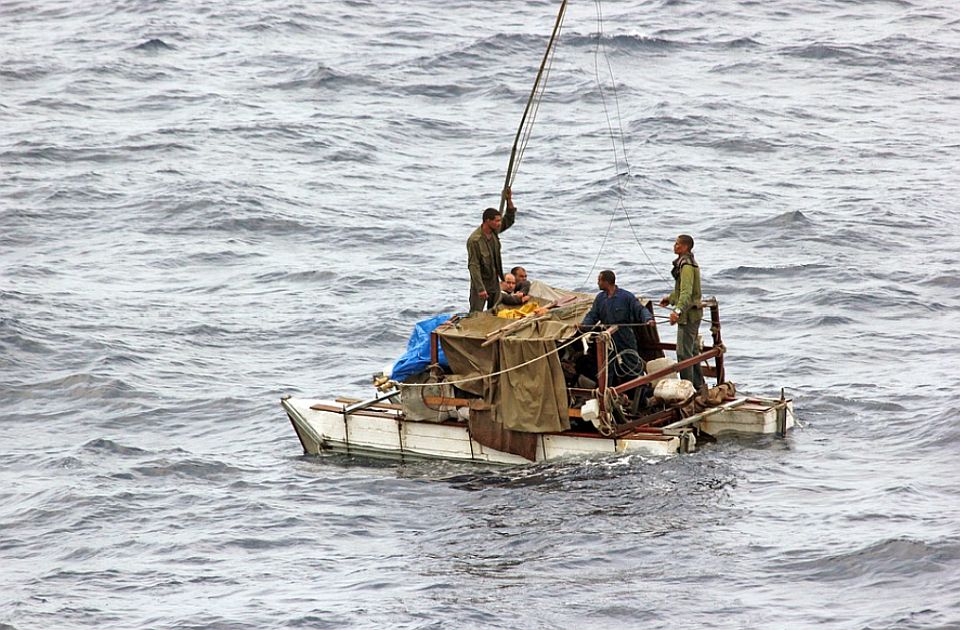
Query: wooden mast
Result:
<box><xmin>499</xmin><ymin>0</ymin><xmax>568</xmax><ymax>213</ymax></box>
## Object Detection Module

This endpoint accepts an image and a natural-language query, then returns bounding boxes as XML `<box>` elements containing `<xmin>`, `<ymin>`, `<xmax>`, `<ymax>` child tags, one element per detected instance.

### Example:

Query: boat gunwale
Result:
<box><xmin>297</xmin><ymin>399</ymin><xmax>682</xmax><ymax>442</ymax></box>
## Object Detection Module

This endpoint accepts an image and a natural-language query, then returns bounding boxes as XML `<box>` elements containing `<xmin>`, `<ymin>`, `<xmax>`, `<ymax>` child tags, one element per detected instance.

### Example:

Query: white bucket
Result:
<box><xmin>654</xmin><ymin>378</ymin><xmax>695</xmax><ymax>402</ymax></box>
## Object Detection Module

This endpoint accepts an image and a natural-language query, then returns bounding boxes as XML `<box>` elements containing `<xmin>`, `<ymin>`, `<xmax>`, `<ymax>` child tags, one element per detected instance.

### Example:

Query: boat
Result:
<box><xmin>281</xmin><ymin>283</ymin><xmax>796</xmax><ymax>464</ymax></box>
<box><xmin>281</xmin><ymin>2</ymin><xmax>796</xmax><ymax>464</ymax></box>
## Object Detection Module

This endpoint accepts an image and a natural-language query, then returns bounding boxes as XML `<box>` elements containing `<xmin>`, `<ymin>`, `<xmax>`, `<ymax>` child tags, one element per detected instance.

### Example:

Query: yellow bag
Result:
<box><xmin>496</xmin><ymin>301</ymin><xmax>540</xmax><ymax>319</ymax></box>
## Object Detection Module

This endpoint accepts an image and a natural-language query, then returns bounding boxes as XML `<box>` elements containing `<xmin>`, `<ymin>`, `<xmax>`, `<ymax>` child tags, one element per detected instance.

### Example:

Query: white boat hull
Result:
<box><xmin>281</xmin><ymin>395</ymin><xmax>795</xmax><ymax>465</ymax></box>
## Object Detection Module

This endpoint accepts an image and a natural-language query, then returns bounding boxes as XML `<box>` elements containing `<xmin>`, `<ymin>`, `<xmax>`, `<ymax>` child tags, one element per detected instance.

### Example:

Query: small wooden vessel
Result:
<box><xmin>281</xmin><ymin>393</ymin><xmax>795</xmax><ymax>464</ymax></box>
<box><xmin>281</xmin><ymin>291</ymin><xmax>796</xmax><ymax>464</ymax></box>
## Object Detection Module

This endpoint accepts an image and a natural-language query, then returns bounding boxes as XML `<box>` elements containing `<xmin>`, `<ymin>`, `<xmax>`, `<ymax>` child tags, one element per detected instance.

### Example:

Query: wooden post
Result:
<box><xmin>429</xmin><ymin>331</ymin><xmax>441</xmax><ymax>379</ymax></box>
<box><xmin>706</xmin><ymin>298</ymin><xmax>725</xmax><ymax>383</ymax></box>
<box><xmin>610</xmin><ymin>345</ymin><xmax>725</xmax><ymax>397</ymax></box>
<box><xmin>594</xmin><ymin>331</ymin><xmax>609</xmax><ymax>419</ymax></box>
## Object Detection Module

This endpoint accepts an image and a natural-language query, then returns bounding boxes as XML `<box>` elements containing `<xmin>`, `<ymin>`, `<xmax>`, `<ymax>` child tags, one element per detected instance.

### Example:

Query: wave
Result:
<box><xmin>723</xmin><ymin>36</ymin><xmax>761</xmax><ymax>48</ymax></box>
<box><xmin>2</xmin><ymin>373</ymin><xmax>139</xmax><ymax>403</ymax></box>
<box><xmin>782</xmin><ymin>42</ymin><xmax>866</xmax><ymax>61</ymax></box>
<box><xmin>268</xmin><ymin>62</ymin><xmax>383</xmax><ymax>91</ymax></box>
<box><xmin>131</xmin><ymin>38</ymin><xmax>174</xmax><ymax>52</ymax></box>
<box><xmin>709</xmin><ymin>210</ymin><xmax>815</xmax><ymax>240</ymax></box>
<box><xmin>163</xmin><ymin>213</ymin><xmax>314</xmax><ymax>237</ymax></box>
<box><xmin>129</xmin><ymin>458</ymin><xmax>244</xmax><ymax>480</ymax></box>
<box><xmin>780</xmin><ymin>536</ymin><xmax>960</xmax><ymax>582</ymax></box>
<box><xmin>396</xmin><ymin>81</ymin><xmax>476</xmax><ymax>99</ymax></box>
<box><xmin>0</xmin><ymin>64</ymin><xmax>55</xmax><ymax>81</ymax></box>
<box><xmin>0</xmin><ymin>143</ymin><xmax>120</xmax><ymax>165</ymax></box>
<box><xmin>406</xmin><ymin>33</ymin><xmax>536</xmax><ymax>70</ymax></box>
<box><xmin>252</xmin><ymin>269</ymin><xmax>338</xmax><ymax>284</ymax></box>
<box><xmin>779</xmin><ymin>38</ymin><xmax>952</xmax><ymax>77</ymax></box>
<box><xmin>715</xmin><ymin>261</ymin><xmax>828</xmax><ymax>280</ymax></box>
<box><xmin>566</xmin><ymin>33</ymin><xmax>682</xmax><ymax>51</ymax></box>
<box><xmin>83</xmin><ymin>438</ymin><xmax>150</xmax><ymax>457</ymax></box>
<box><xmin>237</xmin><ymin>18</ymin><xmax>311</xmax><ymax>33</ymax></box>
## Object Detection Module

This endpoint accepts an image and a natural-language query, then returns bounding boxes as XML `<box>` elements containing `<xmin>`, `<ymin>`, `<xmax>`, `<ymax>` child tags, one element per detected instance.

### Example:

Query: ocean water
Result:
<box><xmin>2</xmin><ymin>0</ymin><xmax>960</xmax><ymax>628</ymax></box>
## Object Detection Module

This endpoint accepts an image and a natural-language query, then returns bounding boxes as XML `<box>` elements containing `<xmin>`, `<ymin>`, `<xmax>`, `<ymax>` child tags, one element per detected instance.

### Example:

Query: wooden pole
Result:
<box><xmin>610</xmin><ymin>345</ymin><xmax>725</xmax><ymax>397</ymax></box>
<box><xmin>705</xmin><ymin>298</ymin><xmax>725</xmax><ymax>383</ymax></box>
<box><xmin>499</xmin><ymin>0</ymin><xmax>568</xmax><ymax>213</ymax></box>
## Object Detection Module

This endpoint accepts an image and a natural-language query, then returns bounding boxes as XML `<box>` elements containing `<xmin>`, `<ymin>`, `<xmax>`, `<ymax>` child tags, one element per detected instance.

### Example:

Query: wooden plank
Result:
<box><xmin>331</xmin><ymin>398</ymin><xmax>403</xmax><ymax>410</ymax></box>
<box><xmin>422</xmin><ymin>395</ymin><xmax>473</xmax><ymax>407</ymax></box>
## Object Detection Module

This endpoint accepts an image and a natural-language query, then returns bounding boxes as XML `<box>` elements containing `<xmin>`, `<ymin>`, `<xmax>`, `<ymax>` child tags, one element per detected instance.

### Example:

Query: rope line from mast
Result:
<box><xmin>396</xmin><ymin>328</ymin><xmax>591</xmax><ymax>389</ymax></box>
<box><xmin>580</xmin><ymin>0</ymin><xmax>667</xmax><ymax>290</ymax></box>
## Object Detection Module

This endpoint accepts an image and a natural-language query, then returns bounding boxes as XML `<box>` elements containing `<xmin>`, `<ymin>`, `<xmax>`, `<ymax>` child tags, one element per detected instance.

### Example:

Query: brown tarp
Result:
<box><xmin>438</xmin><ymin>282</ymin><xmax>592</xmax><ymax>433</ymax></box>
<box><xmin>467</xmin><ymin>405</ymin><xmax>539</xmax><ymax>462</ymax></box>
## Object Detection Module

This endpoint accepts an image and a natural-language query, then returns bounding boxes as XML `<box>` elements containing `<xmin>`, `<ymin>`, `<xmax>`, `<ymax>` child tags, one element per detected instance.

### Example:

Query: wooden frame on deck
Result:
<box><xmin>423</xmin><ymin>299</ymin><xmax>726</xmax><ymax>428</ymax></box>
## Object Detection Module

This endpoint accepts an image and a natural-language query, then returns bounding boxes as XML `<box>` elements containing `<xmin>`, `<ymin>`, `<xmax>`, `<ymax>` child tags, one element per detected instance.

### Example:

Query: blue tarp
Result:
<box><xmin>390</xmin><ymin>313</ymin><xmax>452</xmax><ymax>382</ymax></box>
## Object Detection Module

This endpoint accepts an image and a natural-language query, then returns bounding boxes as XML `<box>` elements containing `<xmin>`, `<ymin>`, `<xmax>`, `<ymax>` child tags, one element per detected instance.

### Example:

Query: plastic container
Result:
<box><xmin>581</xmin><ymin>398</ymin><xmax>600</xmax><ymax>422</ymax></box>
<box><xmin>646</xmin><ymin>357</ymin><xmax>679</xmax><ymax>386</ymax></box>
<box><xmin>653</xmin><ymin>378</ymin><xmax>695</xmax><ymax>402</ymax></box>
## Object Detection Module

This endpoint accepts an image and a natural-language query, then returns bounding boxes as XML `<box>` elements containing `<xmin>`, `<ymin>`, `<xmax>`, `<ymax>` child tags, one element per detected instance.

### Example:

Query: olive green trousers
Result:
<box><xmin>676</xmin><ymin>319</ymin><xmax>705</xmax><ymax>389</ymax></box>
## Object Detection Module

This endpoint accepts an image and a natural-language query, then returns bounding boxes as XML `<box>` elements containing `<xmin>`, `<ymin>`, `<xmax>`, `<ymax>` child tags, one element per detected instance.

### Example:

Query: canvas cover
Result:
<box><xmin>438</xmin><ymin>281</ymin><xmax>592</xmax><ymax>433</ymax></box>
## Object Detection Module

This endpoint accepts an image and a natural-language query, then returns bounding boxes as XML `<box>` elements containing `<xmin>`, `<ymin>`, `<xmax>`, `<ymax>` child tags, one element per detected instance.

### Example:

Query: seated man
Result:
<box><xmin>499</xmin><ymin>273</ymin><xmax>531</xmax><ymax>306</ymax></box>
<box><xmin>578</xmin><ymin>269</ymin><xmax>653</xmax><ymax>386</ymax></box>
<box><xmin>510</xmin><ymin>266</ymin><xmax>532</xmax><ymax>297</ymax></box>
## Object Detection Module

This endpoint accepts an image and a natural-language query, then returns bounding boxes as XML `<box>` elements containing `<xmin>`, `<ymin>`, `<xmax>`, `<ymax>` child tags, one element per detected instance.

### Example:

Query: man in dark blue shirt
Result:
<box><xmin>579</xmin><ymin>269</ymin><xmax>653</xmax><ymax>385</ymax></box>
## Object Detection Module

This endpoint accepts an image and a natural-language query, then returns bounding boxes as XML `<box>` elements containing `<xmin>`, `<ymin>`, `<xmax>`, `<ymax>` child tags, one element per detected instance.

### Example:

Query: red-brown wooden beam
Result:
<box><xmin>610</xmin><ymin>345</ymin><xmax>724</xmax><ymax>396</ymax></box>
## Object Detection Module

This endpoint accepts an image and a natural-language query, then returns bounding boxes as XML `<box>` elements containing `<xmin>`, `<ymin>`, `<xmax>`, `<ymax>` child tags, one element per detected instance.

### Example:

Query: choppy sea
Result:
<box><xmin>3</xmin><ymin>0</ymin><xmax>960</xmax><ymax>628</ymax></box>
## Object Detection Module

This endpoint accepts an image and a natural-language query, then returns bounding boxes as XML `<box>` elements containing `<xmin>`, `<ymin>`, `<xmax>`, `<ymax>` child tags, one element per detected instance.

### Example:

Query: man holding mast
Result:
<box><xmin>659</xmin><ymin>234</ymin><xmax>705</xmax><ymax>390</ymax></box>
<box><xmin>467</xmin><ymin>187</ymin><xmax>516</xmax><ymax>312</ymax></box>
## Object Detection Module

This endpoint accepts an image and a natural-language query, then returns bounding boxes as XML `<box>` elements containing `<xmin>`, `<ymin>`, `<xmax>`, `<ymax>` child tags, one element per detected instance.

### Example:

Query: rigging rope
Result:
<box><xmin>580</xmin><ymin>0</ymin><xmax>667</xmax><ymax>289</ymax></box>
<box><xmin>395</xmin><ymin>326</ymin><xmax>644</xmax><ymax>395</ymax></box>
<box><xmin>501</xmin><ymin>1</ymin><xmax>668</xmax><ymax>291</ymax></box>
<box><xmin>396</xmin><ymin>328</ymin><xmax>592</xmax><ymax>389</ymax></box>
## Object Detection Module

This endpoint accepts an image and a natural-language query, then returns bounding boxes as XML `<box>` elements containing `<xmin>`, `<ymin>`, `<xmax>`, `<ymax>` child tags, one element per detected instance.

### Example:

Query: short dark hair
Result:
<box><xmin>510</xmin><ymin>266</ymin><xmax>525</xmax><ymax>276</ymax></box>
<box><xmin>482</xmin><ymin>207</ymin><xmax>500</xmax><ymax>222</ymax></box>
<box><xmin>599</xmin><ymin>269</ymin><xmax>616</xmax><ymax>284</ymax></box>
<box><xmin>677</xmin><ymin>234</ymin><xmax>694</xmax><ymax>249</ymax></box>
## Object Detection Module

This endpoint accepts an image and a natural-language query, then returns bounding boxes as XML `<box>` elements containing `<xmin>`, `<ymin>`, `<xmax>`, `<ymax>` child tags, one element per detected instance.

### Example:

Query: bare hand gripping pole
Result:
<box><xmin>499</xmin><ymin>0</ymin><xmax>568</xmax><ymax>213</ymax></box>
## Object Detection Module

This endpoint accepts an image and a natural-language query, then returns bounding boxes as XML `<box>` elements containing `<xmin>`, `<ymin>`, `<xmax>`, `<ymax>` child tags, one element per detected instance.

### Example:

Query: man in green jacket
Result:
<box><xmin>466</xmin><ymin>187</ymin><xmax>516</xmax><ymax>312</ymax></box>
<box><xmin>659</xmin><ymin>234</ymin><xmax>705</xmax><ymax>389</ymax></box>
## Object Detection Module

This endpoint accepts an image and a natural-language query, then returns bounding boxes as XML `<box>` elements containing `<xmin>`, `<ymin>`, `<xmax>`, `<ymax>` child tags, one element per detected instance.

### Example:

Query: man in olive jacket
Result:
<box><xmin>466</xmin><ymin>187</ymin><xmax>516</xmax><ymax>312</ymax></box>
<box><xmin>659</xmin><ymin>234</ymin><xmax>705</xmax><ymax>389</ymax></box>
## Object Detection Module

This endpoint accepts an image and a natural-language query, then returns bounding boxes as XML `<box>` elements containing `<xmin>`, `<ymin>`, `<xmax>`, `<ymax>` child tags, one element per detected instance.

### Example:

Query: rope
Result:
<box><xmin>579</xmin><ymin>0</ymin><xmax>667</xmax><ymax>290</ymax></box>
<box><xmin>401</xmin><ymin>325</ymin><xmax>647</xmax><ymax>391</ymax></box>
<box><xmin>398</xmin><ymin>329</ymin><xmax>594</xmax><ymax>389</ymax></box>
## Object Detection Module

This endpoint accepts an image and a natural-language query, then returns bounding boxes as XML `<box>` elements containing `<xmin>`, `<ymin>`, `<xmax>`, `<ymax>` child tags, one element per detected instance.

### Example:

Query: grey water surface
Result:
<box><xmin>3</xmin><ymin>0</ymin><xmax>960</xmax><ymax>628</ymax></box>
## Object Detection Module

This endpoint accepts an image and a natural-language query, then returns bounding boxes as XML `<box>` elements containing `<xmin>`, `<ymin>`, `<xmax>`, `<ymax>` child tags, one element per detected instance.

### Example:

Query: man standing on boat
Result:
<box><xmin>579</xmin><ymin>270</ymin><xmax>653</xmax><ymax>385</ymax></box>
<box><xmin>467</xmin><ymin>187</ymin><xmax>516</xmax><ymax>312</ymax></box>
<box><xmin>659</xmin><ymin>234</ymin><xmax>705</xmax><ymax>390</ymax></box>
